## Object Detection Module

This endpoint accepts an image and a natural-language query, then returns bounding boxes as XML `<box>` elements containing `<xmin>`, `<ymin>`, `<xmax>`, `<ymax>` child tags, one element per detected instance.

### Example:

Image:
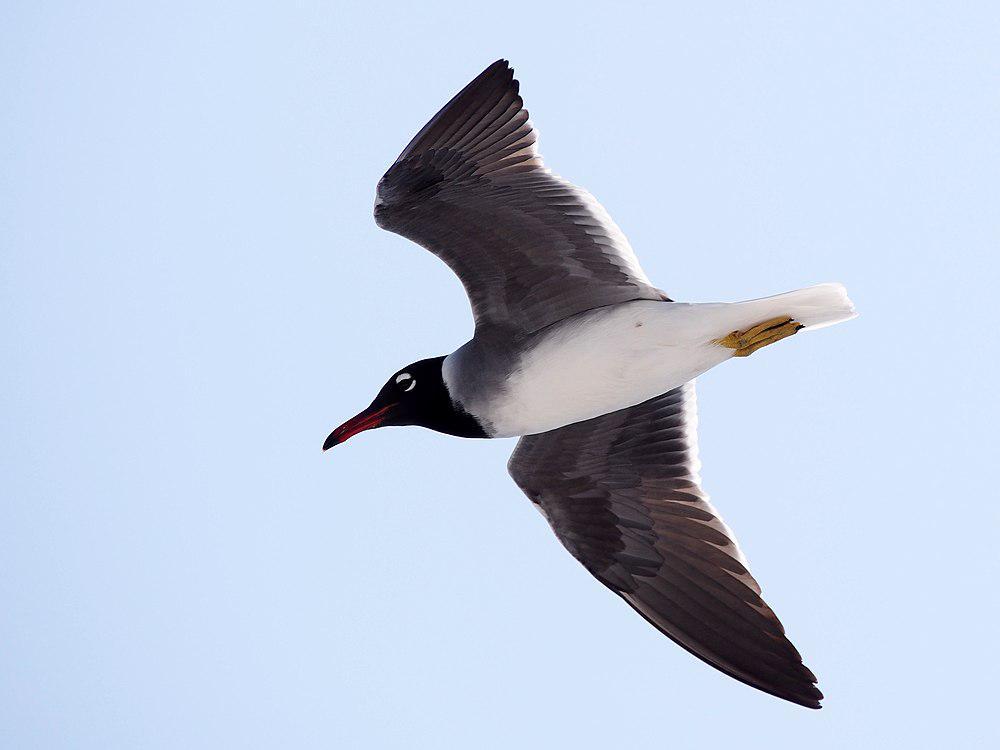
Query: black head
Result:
<box><xmin>323</xmin><ymin>356</ymin><xmax>487</xmax><ymax>450</ymax></box>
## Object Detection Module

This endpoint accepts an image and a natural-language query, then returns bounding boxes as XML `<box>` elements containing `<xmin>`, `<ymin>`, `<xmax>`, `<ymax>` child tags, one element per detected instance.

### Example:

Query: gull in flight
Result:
<box><xmin>325</xmin><ymin>60</ymin><xmax>856</xmax><ymax>708</ymax></box>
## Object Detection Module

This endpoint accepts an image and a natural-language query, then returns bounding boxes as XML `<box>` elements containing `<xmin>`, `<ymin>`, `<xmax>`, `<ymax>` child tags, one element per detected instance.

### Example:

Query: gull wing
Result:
<box><xmin>375</xmin><ymin>60</ymin><xmax>667</xmax><ymax>335</ymax></box>
<box><xmin>508</xmin><ymin>383</ymin><xmax>823</xmax><ymax>708</ymax></box>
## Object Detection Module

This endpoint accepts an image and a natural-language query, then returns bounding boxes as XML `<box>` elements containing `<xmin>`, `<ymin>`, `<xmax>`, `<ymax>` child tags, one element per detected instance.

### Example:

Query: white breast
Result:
<box><xmin>484</xmin><ymin>301</ymin><xmax>732</xmax><ymax>437</ymax></box>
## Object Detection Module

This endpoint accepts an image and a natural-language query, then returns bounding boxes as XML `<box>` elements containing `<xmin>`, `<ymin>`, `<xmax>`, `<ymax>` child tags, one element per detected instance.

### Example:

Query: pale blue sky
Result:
<box><xmin>2</xmin><ymin>2</ymin><xmax>998</xmax><ymax>748</ymax></box>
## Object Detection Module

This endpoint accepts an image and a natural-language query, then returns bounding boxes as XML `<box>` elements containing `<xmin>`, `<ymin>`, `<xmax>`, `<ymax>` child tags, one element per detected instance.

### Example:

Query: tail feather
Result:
<box><xmin>738</xmin><ymin>283</ymin><xmax>857</xmax><ymax>332</ymax></box>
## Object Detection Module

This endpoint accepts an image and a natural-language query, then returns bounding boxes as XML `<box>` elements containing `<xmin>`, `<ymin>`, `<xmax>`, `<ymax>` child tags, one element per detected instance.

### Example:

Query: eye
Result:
<box><xmin>395</xmin><ymin>373</ymin><xmax>416</xmax><ymax>392</ymax></box>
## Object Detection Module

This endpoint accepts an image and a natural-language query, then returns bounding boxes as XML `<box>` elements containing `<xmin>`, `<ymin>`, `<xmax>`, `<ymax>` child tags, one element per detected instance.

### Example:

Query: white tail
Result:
<box><xmin>735</xmin><ymin>282</ymin><xmax>857</xmax><ymax>332</ymax></box>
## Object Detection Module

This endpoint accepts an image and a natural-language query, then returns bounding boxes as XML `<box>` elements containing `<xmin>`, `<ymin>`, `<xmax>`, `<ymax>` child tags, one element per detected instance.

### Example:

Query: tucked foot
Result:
<box><xmin>714</xmin><ymin>316</ymin><xmax>804</xmax><ymax>357</ymax></box>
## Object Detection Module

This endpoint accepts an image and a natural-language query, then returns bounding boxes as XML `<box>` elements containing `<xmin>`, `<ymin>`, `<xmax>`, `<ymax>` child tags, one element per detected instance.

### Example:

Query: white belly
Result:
<box><xmin>486</xmin><ymin>301</ymin><xmax>733</xmax><ymax>437</ymax></box>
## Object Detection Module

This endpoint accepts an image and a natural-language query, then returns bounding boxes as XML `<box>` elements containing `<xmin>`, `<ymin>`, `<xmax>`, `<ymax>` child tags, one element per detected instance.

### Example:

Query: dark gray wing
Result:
<box><xmin>375</xmin><ymin>60</ymin><xmax>667</xmax><ymax>336</ymax></box>
<box><xmin>508</xmin><ymin>383</ymin><xmax>823</xmax><ymax>708</ymax></box>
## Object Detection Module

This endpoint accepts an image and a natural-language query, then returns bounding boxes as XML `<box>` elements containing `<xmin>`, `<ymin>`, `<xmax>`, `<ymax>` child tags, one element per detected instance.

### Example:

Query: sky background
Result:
<box><xmin>2</xmin><ymin>2</ymin><xmax>998</xmax><ymax>748</ymax></box>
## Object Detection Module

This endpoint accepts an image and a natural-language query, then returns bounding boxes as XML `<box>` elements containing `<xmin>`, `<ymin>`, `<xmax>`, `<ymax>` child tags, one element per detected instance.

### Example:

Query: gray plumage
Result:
<box><xmin>375</xmin><ymin>60</ymin><xmax>668</xmax><ymax>337</ymax></box>
<box><xmin>509</xmin><ymin>383</ymin><xmax>822</xmax><ymax>708</ymax></box>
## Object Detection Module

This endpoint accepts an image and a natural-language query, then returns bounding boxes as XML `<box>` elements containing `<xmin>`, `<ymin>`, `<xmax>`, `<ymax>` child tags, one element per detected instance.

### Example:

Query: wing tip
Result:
<box><xmin>386</xmin><ymin>57</ymin><xmax>525</xmax><ymax>168</ymax></box>
<box><xmin>485</xmin><ymin>58</ymin><xmax>519</xmax><ymax>98</ymax></box>
<box><xmin>793</xmin><ymin>688</ymin><xmax>824</xmax><ymax>710</ymax></box>
<box><xmin>472</xmin><ymin>57</ymin><xmax>516</xmax><ymax>91</ymax></box>
<box><xmin>613</xmin><ymin>588</ymin><xmax>825</xmax><ymax>709</ymax></box>
<box><xmin>784</xmin><ymin>677</ymin><xmax>824</xmax><ymax>709</ymax></box>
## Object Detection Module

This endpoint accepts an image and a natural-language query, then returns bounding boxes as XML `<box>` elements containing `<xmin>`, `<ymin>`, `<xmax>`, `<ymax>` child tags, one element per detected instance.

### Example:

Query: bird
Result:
<box><xmin>324</xmin><ymin>59</ymin><xmax>856</xmax><ymax>709</ymax></box>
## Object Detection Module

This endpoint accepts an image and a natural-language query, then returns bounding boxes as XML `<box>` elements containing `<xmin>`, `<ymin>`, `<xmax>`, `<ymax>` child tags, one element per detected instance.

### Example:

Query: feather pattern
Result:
<box><xmin>508</xmin><ymin>383</ymin><xmax>823</xmax><ymax>708</ymax></box>
<box><xmin>375</xmin><ymin>59</ymin><xmax>667</xmax><ymax>335</ymax></box>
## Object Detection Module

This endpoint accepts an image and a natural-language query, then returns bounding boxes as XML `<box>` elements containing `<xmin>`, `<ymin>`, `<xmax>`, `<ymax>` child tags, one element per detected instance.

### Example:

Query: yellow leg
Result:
<box><xmin>714</xmin><ymin>316</ymin><xmax>804</xmax><ymax>357</ymax></box>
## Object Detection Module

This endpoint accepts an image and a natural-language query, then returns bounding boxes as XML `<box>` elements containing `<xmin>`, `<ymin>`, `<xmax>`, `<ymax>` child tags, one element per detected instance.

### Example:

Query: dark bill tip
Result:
<box><xmin>323</xmin><ymin>404</ymin><xmax>393</xmax><ymax>451</ymax></box>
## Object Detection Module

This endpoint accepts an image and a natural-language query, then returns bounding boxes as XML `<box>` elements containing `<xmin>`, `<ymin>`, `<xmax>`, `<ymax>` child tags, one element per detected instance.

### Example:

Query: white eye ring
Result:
<box><xmin>395</xmin><ymin>373</ymin><xmax>416</xmax><ymax>391</ymax></box>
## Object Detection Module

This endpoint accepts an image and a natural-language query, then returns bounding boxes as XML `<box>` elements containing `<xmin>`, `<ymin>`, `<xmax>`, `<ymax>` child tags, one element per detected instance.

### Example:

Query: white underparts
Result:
<box><xmin>479</xmin><ymin>284</ymin><xmax>855</xmax><ymax>438</ymax></box>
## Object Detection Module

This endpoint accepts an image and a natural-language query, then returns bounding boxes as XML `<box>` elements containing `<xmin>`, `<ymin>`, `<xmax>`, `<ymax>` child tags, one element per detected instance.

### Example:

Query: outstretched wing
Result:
<box><xmin>375</xmin><ymin>59</ymin><xmax>667</xmax><ymax>336</ymax></box>
<box><xmin>508</xmin><ymin>383</ymin><xmax>823</xmax><ymax>708</ymax></box>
